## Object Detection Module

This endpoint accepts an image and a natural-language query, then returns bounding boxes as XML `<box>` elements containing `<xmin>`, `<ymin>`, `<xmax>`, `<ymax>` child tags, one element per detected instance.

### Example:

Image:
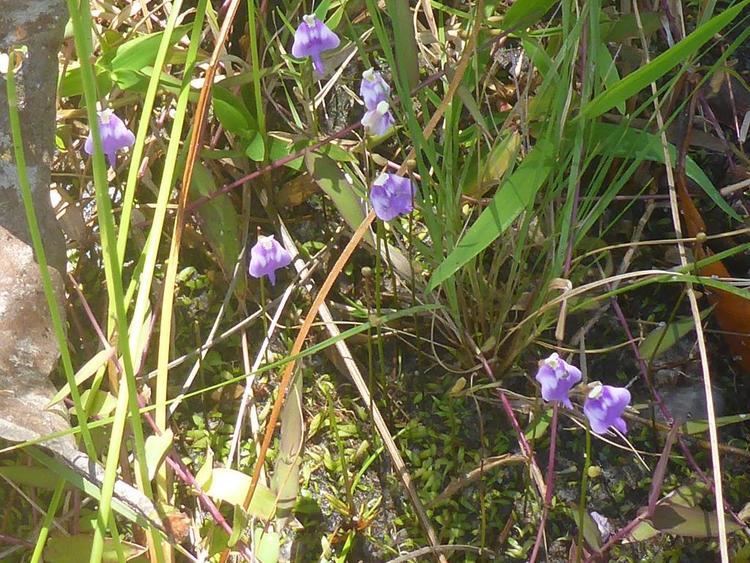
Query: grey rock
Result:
<box><xmin>0</xmin><ymin>0</ymin><xmax>67</xmax><ymax>273</ymax></box>
<box><xmin>0</xmin><ymin>224</ymin><xmax>73</xmax><ymax>456</ymax></box>
<box><xmin>0</xmin><ymin>225</ymin><xmax>167</xmax><ymax>534</ymax></box>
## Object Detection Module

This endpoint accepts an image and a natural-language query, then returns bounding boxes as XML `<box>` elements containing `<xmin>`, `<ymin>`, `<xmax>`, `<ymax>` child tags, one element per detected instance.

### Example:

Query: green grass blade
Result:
<box><xmin>589</xmin><ymin>122</ymin><xmax>739</xmax><ymax>219</ymax></box>
<box><xmin>30</xmin><ymin>479</ymin><xmax>66</xmax><ymax>563</ymax></box>
<box><xmin>116</xmin><ymin>3</ymin><xmax>188</xmax><ymax>262</ymax></box>
<box><xmin>582</xmin><ymin>0</ymin><xmax>750</xmax><ymax>118</ymax></box>
<box><xmin>427</xmin><ymin>139</ymin><xmax>555</xmax><ymax>291</ymax></box>
<box><xmin>4</xmin><ymin>49</ymin><xmax>97</xmax><ymax>458</ymax></box>
<box><xmin>63</xmin><ymin>2</ymin><xmax>159</xmax><ymax>561</ymax></box>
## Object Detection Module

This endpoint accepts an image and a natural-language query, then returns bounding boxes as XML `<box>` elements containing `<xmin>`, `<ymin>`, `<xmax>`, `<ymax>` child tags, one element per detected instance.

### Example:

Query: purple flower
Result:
<box><xmin>291</xmin><ymin>14</ymin><xmax>340</xmax><ymax>75</ymax></box>
<box><xmin>590</xmin><ymin>512</ymin><xmax>613</xmax><ymax>541</ymax></box>
<box><xmin>361</xmin><ymin>100</ymin><xmax>395</xmax><ymax>136</ymax></box>
<box><xmin>84</xmin><ymin>109</ymin><xmax>135</xmax><ymax>167</ymax></box>
<box><xmin>583</xmin><ymin>383</ymin><xmax>631</xmax><ymax>435</ymax></box>
<box><xmin>534</xmin><ymin>353</ymin><xmax>582</xmax><ymax>408</ymax></box>
<box><xmin>248</xmin><ymin>235</ymin><xmax>292</xmax><ymax>286</ymax></box>
<box><xmin>359</xmin><ymin>69</ymin><xmax>391</xmax><ymax>110</ymax></box>
<box><xmin>369</xmin><ymin>173</ymin><xmax>415</xmax><ymax>221</ymax></box>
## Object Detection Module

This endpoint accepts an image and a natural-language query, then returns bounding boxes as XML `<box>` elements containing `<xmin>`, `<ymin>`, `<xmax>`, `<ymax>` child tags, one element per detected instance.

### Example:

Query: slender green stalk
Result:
<box><xmin>324</xmin><ymin>386</ymin><xmax>356</xmax><ymax>515</ymax></box>
<box><xmin>246</xmin><ymin>0</ymin><xmax>266</xmax><ymax>142</ymax></box>
<box><xmin>4</xmin><ymin>49</ymin><xmax>97</xmax><ymax>458</ymax></box>
<box><xmin>63</xmin><ymin>2</ymin><xmax>156</xmax><ymax>561</ymax></box>
<box><xmin>577</xmin><ymin>424</ymin><xmax>592</xmax><ymax>562</ymax></box>
<box><xmin>116</xmin><ymin>0</ymin><xmax>186</xmax><ymax>263</ymax></box>
<box><xmin>30</xmin><ymin>479</ymin><xmax>66</xmax><ymax>563</ymax></box>
<box><xmin>129</xmin><ymin>0</ymin><xmax>208</xmax><ymax>428</ymax></box>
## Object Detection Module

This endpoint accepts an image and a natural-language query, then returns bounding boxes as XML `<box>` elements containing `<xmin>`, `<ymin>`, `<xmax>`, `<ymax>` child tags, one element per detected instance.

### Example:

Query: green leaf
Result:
<box><xmin>194</xmin><ymin>448</ymin><xmax>214</xmax><ymax>490</ymax></box>
<box><xmin>244</xmin><ymin>130</ymin><xmax>266</xmax><ymax>162</ymax></box>
<box><xmin>666</xmin><ymin>481</ymin><xmax>708</xmax><ymax>507</ymax></box>
<box><xmin>583</xmin><ymin>0</ymin><xmax>750</xmax><ymax>118</ymax></box>
<box><xmin>590</xmin><ymin>123</ymin><xmax>739</xmax><ymax>219</ymax></box>
<box><xmin>144</xmin><ymin>429</ymin><xmax>173</xmax><ymax>482</ymax></box>
<box><xmin>48</xmin><ymin>347</ymin><xmax>115</xmax><ymax>407</ymax></box>
<box><xmin>521</xmin><ymin>38</ymin><xmax>554</xmax><ymax>78</ymax></box>
<box><xmin>304</xmin><ymin>151</ymin><xmax>374</xmax><ymax>246</ymax></box>
<box><xmin>45</xmin><ymin>535</ymin><xmax>146</xmax><ymax>563</ymax></box>
<box><xmin>213</xmin><ymin>87</ymin><xmax>254</xmax><ymax>134</ymax></box>
<box><xmin>0</xmin><ymin>466</ymin><xmax>59</xmax><ymax>489</ymax></box>
<box><xmin>684</xmin><ymin>413</ymin><xmax>750</xmax><ymax>435</ymax></box>
<box><xmin>596</xmin><ymin>47</ymin><xmax>625</xmax><ymax>114</ymax></box>
<box><xmin>59</xmin><ymin>64</ymin><xmax>112</xmax><ymax>99</ymax></box>
<box><xmin>108</xmin><ymin>25</ymin><xmax>191</xmax><ymax>78</ymax></box>
<box><xmin>189</xmin><ymin>162</ymin><xmax>242</xmax><ymax>279</ymax></box>
<box><xmin>271</xmin><ymin>372</ymin><xmax>303</xmax><ymax>517</ymax></box>
<box><xmin>463</xmin><ymin>130</ymin><xmax>522</xmax><ymax>198</ymax></box>
<box><xmin>387</xmin><ymin>0</ymin><xmax>419</xmax><ymax>90</ymax></box>
<box><xmin>428</xmin><ymin>139</ymin><xmax>555</xmax><ymax>290</ymax></box>
<box><xmin>269</xmin><ymin>135</ymin><xmax>304</xmax><ymax>170</ymax></box>
<box><xmin>650</xmin><ymin>502</ymin><xmax>743</xmax><ymax>538</ymax></box>
<box><xmin>253</xmin><ymin>528</ymin><xmax>281</xmax><ymax>563</ymax></box>
<box><xmin>601</xmin><ymin>12</ymin><xmax>661</xmax><ymax>43</ymax></box>
<box><xmin>205</xmin><ymin>468</ymin><xmax>277</xmax><ymax>520</ymax></box>
<box><xmin>569</xmin><ymin>504</ymin><xmax>603</xmax><ymax>550</ymax></box>
<box><xmin>638</xmin><ymin>309</ymin><xmax>712</xmax><ymax>361</ymax></box>
<box><xmin>502</xmin><ymin>0</ymin><xmax>558</xmax><ymax>31</ymax></box>
<box><xmin>524</xmin><ymin>408</ymin><xmax>551</xmax><ymax>441</ymax></box>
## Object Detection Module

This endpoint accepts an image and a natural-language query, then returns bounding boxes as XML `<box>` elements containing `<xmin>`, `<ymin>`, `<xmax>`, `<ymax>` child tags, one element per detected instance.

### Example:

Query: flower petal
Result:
<box><xmin>291</xmin><ymin>15</ymin><xmax>340</xmax><ymax>71</ymax></box>
<box><xmin>369</xmin><ymin>173</ymin><xmax>414</xmax><ymax>221</ymax></box>
<box><xmin>360</xmin><ymin>69</ymin><xmax>391</xmax><ymax>110</ymax></box>
<box><xmin>248</xmin><ymin>235</ymin><xmax>292</xmax><ymax>286</ymax></box>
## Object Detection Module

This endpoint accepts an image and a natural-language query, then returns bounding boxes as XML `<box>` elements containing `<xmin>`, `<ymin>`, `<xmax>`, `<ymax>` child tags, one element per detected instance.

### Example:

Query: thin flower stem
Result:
<box><xmin>528</xmin><ymin>402</ymin><xmax>559</xmax><ymax>563</ymax></box>
<box><xmin>475</xmin><ymin>353</ymin><xmax>547</xmax><ymax>498</ymax></box>
<box><xmin>577</xmin><ymin>423</ymin><xmax>592</xmax><ymax>561</ymax></box>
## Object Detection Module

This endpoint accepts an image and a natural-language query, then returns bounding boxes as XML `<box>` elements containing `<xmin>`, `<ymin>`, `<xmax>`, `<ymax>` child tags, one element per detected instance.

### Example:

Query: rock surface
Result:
<box><xmin>0</xmin><ymin>224</ymin><xmax>74</xmax><ymax>457</ymax></box>
<box><xmin>0</xmin><ymin>0</ymin><xmax>67</xmax><ymax>273</ymax></box>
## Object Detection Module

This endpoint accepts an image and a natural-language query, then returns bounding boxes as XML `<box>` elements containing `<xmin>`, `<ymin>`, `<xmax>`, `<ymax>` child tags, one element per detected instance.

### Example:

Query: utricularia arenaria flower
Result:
<box><xmin>359</xmin><ymin>69</ymin><xmax>395</xmax><ymax>136</ymax></box>
<box><xmin>291</xmin><ymin>14</ymin><xmax>340</xmax><ymax>75</ymax></box>
<box><xmin>534</xmin><ymin>353</ymin><xmax>582</xmax><ymax>409</ymax></box>
<box><xmin>534</xmin><ymin>353</ymin><xmax>632</xmax><ymax>435</ymax></box>
<box><xmin>583</xmin><ymin>383</ymin><xmax>631</xmax><ymax>435</ymax></box>
<box><xmin>84</xmin><ymin>109</ymin><xmax>135</xmax><ymax>167</ymax></box>
<box><xmin>361</xmin><ymin>100</ymin><xmax>395</xmax><ymax>137</ymax></box>
<box><xmin>369</xmin><ymin>173</ymin><xmax>415</xmax><ymax>221</ymax></box>
<box><xmin>248</xmin><ymin>235</ymin><xmax>292</xmax><ymax>286</ymax></box>
<box><xmin>359</xmin><ymin>69</ymin><xmax>391</xmax><ymax>110</ymax></box>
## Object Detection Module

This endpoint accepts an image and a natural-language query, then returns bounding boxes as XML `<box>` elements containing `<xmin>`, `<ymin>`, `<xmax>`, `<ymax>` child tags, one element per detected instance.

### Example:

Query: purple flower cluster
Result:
<box><xmin>359</xmin><ymin>69</ymin><xmax>395</xmax><ymax>137</ymax></box>
<box><xmin>289</xmin><ymin>15</ymin><xmax>414</xmax><ymax>223</ymax></box>
<box><xmin>291</xmin><ymin>14</ymin><xmax>340</xmax><ymax>76</ymax></box>
<box><xmin>534</xmin><ymin>353</ymin><xmax>631</xmax><ymax>436</ymax></box>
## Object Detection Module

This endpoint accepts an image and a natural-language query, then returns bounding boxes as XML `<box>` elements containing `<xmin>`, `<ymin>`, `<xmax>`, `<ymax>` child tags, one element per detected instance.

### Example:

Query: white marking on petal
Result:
<box><xmin>303</xmin><ymin>14</ymin><xmax>316</xmax><ymax>27</ymax></box>
<box><xmin>588</xmin><ymin>383</ymin><xmax>604</xmax><ymax>399</ymax></box>
<box><xmin>99</xmin><ymin>109</ymin><xmax>113</xmax><ymax>124</ymax></box>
